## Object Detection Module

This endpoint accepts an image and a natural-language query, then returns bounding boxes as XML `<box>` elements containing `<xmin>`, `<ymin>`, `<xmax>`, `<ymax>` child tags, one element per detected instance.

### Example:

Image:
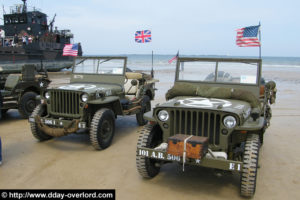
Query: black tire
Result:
<box><xmin>136</xmin><ymin>124</ymin><xmax>162</xmax><ymax>178</ymax></box>
<box><xmin>136</xmin><ymin>96</ymin><xmax>151</xmax><ymax>126</ymax></box>
<box><xmin>18</xmin><ymin>91</ymin><xmax>39</xmax><ymax>119</ymax></box>
<box><xmin>90</xmin><ymin>108</ymin><xmax>115</xmax><ymax>150</ymax></box>
<box><xmin>240</xmin><ymin>134</ymin><xmax>260</xmax><ymax>197</ymax></box>
<box><xmin>1</xmin><ymin>109</ymin><xmax>8</xmax><ymax>115</ymax></box>
<box><xmin>30</xmin><ymin>104</ymin><xmax>53</xmax><ymax>141</ymax></box>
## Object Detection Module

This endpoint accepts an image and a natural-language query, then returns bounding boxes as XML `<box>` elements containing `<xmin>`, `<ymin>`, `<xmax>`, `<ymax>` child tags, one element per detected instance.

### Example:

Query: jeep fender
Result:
<box><xmin>87</xmin><ymin>96</ymin><xmax>123</xmax><ymax>115</ymax></box>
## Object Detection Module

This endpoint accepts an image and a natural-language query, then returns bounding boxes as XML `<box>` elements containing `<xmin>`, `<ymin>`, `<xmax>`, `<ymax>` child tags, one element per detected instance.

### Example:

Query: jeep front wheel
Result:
<box><xmin>90</xmin><ymin>108</ymin><xmax>115</xmax><ymax>150</ymax></box>
<box><xmin>18</xmin><ymin>92</ymin><xmax>38</xmax><ymax>119</ymax></box>
<box><xmin>240</xmin><ymin>134</ymin><xmax>260</xmax><ymax>197</ymax></box>
<box><xmin>136</xmin><ymin>124</ymin><xmax>161</xmax><ymax>178</ymax></box>
<box><xmin>30</xmin><ymin>104</ymin><xmax>53</xmax><ymax>141</ymax></box>
<box><xmin>136</xmin><ymin>95</ymin><xmax>151</xmax><ymax>126</ymax></box>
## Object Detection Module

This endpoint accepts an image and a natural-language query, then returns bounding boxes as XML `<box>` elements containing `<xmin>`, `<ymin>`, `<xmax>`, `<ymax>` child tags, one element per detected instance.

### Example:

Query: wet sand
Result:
<box><xmin>0</xmin><ymin>70</ymin><xmax>300</xmax><ymax>200</ymax></box>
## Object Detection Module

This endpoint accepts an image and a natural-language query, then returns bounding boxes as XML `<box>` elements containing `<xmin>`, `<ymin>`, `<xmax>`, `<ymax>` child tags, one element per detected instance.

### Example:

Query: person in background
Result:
<box><xmin>28</xmin><ymin>36</ymin><xmax>33</xmax><ymax>43</ymax></box>
<box><xmin>14</xmin><ymin>34</ymin><xmax>19</xmax><ymax>46</ymax></box>
<box><xmin>0</xmin><ymin>29</ymin><xmax>5</xmax><ymax>47</ymax></box>
<box><xmin>4</xmin><ymin>40</ymin><xmax>9</xmax><ymax>47</ymax></box>
<box><xmin>22</xmin><ymin>35</ymin><xmax>26</xmax><ymax>45</ymax></box>
<box><xmin>25</xmin><ymin>35</ymin><xmax>29</xmax><ymax>45</ymax></box>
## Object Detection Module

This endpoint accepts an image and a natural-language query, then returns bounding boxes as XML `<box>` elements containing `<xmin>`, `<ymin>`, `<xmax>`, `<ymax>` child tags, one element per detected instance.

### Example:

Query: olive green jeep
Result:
<box><xmin>136</xmin><ymin>57</ymin><xmax>276</xmax><ymax>197</ymax></box>
<box><xmin>0</xmin><ymin>64</ymin><xmax>50</xmax><ymax>118</ymax></box>
<box><xmin>29</xmin><ymin>56</ymin><xmax>158</xmax><ymax>150</ymax></box>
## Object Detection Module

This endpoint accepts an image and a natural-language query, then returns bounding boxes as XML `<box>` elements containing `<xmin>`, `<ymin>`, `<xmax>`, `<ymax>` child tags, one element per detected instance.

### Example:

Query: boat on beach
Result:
<box><xmin>0</xmin><ymin>0</ymin><xmax>82</xmax><ymax>88</ymax></box>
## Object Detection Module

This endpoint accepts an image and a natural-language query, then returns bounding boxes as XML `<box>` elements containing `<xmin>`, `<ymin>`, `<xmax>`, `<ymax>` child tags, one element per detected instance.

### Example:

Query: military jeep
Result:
<box><xmin>29</xmin><ymin>56</ymin><xmax>158</xmax><ymax>150</ymax></box>
<box><xmin>0</xmin><ymin>64</ymin><xmax>50</xmax><ymax>118</ymax></box>
<box><xmin>136</xmin><ymin>57</ymin><xmax>276</xmax><ymax>197</ymax></box>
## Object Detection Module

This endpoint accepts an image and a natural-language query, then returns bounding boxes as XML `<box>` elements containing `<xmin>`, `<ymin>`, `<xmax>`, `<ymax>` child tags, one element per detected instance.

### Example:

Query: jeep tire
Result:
<box><xmin>90</xmin><ymin>108</ymin><xmax>115</xmax><ymax>150</ymax></box>
<box><xmin>136</xmin><ymin>124</ymin><xmax>161</xmax><ymax>178</ymax></box>
<box><xmin>30</xmin><ymin>104</ymin><xmax>53</xmax><ymax>141</ymax></box>
<box><xmin>18</xmin><ymin>92</ymin><xmax>38</xmax><ymax>119</ymax></box>
<box><xmin>240</xmin><ymin>134</ymin><xmax>260</xmax><ymax>197</ymax></box>
<box><xmin>136</xmin><ymin>95</ymin><xmax>151</xmax><ymax>126</ymax></box>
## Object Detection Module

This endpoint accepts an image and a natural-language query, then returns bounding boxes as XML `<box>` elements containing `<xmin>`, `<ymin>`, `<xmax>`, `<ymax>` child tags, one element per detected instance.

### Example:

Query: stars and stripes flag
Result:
<box><xmin>63</xmin><ymin>43</ymin><xmax>78</xmax><ymax>56</ymax></box>
<box><xmin>168</xmin><ymin>51</ymin><xmax>179</xmax><ymax>64</ymax></box>
<box><xmin>135</xmin><ymin>30</ymin><xmax>151</xmax><ymax>43</ymax></box>
<box><xmin>236</xmin><ymin>25</ymin><xmax>261</xmax><ymax>47</ymax></box>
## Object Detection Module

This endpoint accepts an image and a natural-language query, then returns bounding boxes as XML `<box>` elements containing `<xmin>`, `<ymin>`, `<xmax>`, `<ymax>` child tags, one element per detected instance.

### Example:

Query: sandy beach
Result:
<box><xmin>0</xmin><ymin>68</ymin><xmax>300</xmax><ymax>200</ymax></box>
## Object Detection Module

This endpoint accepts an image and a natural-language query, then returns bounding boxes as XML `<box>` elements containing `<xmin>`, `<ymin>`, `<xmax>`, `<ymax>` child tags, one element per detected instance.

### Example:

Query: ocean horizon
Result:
<box><xmin>84</xmin><ymin>54</ymin><xmax>300</xmax><ymax>71</ymax></box>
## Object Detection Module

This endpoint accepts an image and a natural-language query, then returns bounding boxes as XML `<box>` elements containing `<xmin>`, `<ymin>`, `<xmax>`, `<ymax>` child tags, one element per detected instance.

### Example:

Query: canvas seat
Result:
<box><xmin>124</xmin><ymin>72</ymin><xmax>143</xmax><ymax>100</ymax></box>
<box><xmin>4</xmin><ymin>74</ymin><xmax>21</xmax><ymax>90</ymax></box>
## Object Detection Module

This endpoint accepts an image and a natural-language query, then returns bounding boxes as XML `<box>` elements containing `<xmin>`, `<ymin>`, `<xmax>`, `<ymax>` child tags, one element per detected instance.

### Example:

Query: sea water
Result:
<box><xmin>83</xmin><ymin>54</ymin><xmax>300</xmax><ymax>84</ymax></box>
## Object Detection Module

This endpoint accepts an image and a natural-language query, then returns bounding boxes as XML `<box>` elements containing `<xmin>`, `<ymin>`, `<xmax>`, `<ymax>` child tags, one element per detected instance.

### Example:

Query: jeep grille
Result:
<box><xmin>50</xmin><ymin>90</ymin><xmax>80</xmax><ymax>116</ymax></box>
<box><xmin>169</xmin><ymin>109</ymin><xmax>222</xmax><ymax>145</ymax></box>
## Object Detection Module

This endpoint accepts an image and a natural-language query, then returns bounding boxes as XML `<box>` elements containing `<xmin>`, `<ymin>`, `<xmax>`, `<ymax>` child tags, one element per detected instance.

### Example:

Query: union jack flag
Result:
<box><xmin>135</xmin><ymin>30</ymin><xmax>151</xmax><ymax>43</ymax></box>
<box><xmin>236</xmin><ymin>25</ymin><xmax>261</xmax><ymax>47</ymax></box>
<box><xmin>63</xmin><ymin>43</ymin><xmax>78</xmax><ymax>56</ymax></box>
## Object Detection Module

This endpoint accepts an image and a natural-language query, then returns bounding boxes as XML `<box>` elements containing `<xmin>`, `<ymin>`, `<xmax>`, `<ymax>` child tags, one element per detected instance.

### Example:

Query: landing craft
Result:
<box><xmin>0</xmin><ymin>0</ymin><xmax>82</xmax><ymax>88</ymax></box>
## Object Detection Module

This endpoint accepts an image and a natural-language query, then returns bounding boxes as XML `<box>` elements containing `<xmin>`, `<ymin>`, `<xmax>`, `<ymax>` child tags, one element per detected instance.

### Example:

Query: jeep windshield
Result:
<box><xmin>177</xmin><ymin>59</ymin><xmax>259</xmax><ymax>85</ymax></box>
<box><xmin>73</xmin><ymin>57</ymin><xmax>125</xmax><ymax>75</ymax></box>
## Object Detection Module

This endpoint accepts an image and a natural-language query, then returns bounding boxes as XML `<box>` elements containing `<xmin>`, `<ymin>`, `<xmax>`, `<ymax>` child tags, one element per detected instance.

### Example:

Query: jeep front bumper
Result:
<box><xmin>137</xmin><ymin>147</ymin><xmax>243</xmax><ymax>172</ymax></box>
<box><xmin>29</xmin><ymin>116</ymin><xmax>87</xmax><ymax>137</ymax></box>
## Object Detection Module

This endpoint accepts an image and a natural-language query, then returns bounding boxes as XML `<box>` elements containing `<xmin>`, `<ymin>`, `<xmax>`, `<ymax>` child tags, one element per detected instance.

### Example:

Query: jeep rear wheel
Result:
<box><xmin>30</xmin><ymin>104</ymin><xmax>53</xmax><ymax>141</ymax></box>
<box><xmin>18</xmin><ymin>92</ymin><xmax>38</xmax><ymax>119</ymax></box>
<box><xmin>90</xmin><ymin>108</ymin><xmax>115</xmax><ymax>150</ymax></box>
<box><xmin>136</xmin><ymin>96</ymin><xmax>151</xmax><ymax>126</ymax></box>
<box><xmin>136</xmin><ymin>124</ymin><xmax>161</xmax><ymax>178</ymax></box>
<box><xmin>240</xmin><ymin>134</ymin><xmax>260</xmax><ymax>197</ymax></box>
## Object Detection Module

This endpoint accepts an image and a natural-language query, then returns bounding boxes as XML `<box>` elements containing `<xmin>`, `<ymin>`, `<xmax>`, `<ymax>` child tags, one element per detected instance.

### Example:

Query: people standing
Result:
<box><xmin>0</xmin><ymin>29</ymin><xmax>5</xmax><ymax>47</ymax></box>
<box><xmin>25</xmin><ymin>35</ymin><xmax>29</xmax><ymax>45</ymax></box>
<box><xmin>14</xmin><ymin>34</ymin><xmax>19</xmax><ymax>46</ymax></box>
<box><xmin>22</xmin><ymin>35</ymin><xmax>26</xmax><ymax>45</ymax></box>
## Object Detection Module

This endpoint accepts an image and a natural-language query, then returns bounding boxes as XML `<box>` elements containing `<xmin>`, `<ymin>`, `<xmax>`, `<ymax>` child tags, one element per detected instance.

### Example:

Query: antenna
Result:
<box><xmin>151</xmin><ymin>50</ymin><xmax>154</xmax><ymax>78</ymax></box>
<box><xmin>2</xmin><ymin>5</ymin><xmax>6</xmax><ymax>14</ymax></box>
<box><xmin>22</xmin><ymin>0</ymin><xmax>27</xmax><ymax>13</ymax></box>
<box><xmin>49</xmin><ymin>14</ymin><xmax>56</xmax><ymax>33</ymax></box>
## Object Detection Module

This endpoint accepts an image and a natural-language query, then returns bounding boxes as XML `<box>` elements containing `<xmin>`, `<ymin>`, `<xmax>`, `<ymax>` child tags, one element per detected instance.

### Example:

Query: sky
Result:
<box><xmin>0</xmin><ymin>0</ymin><xmax>299</xmax><ymax>57</ymax></box>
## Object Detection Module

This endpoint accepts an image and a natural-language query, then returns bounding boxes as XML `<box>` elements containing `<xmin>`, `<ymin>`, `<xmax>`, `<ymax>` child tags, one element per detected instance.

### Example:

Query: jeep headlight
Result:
<box><xmin>223</xmin><ymin>116</ymin><xmax>237</xmax><ymax>129</ymax></box>
<box><xmin>81</xmin><ymin>93</ymin><xmax>88</xmax><ymax>102</ymax></box>
<box><xmin>158</xmin><ymin>110</ymin><xmax>169</xmax><ymax>122</ymax></box>
<box><xmin>45</xmin><ymin>92</ymin><xmax>50</xmax><ymax>99</ymax></box>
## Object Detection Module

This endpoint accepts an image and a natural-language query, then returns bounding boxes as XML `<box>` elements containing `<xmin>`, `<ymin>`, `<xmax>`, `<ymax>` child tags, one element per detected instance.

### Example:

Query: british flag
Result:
<box><xmin>135</xmin><ymin>30</ymin><xmax>151</xmax><ymax>43</ymax></box>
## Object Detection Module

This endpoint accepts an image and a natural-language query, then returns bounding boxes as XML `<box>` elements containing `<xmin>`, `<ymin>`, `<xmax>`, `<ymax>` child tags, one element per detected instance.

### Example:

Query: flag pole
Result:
<box><xmin>151</xmin><ymin>50</ymin><xmax>154</xmax><ymax>78</ymax></box>
<box><xmin>259</xmin><ymin>22</ymin><xmax>261</xmax><ymax>59</ymax></box>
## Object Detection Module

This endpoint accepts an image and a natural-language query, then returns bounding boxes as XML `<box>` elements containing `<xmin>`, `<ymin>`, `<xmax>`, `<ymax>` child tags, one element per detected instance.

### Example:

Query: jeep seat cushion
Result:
<box><xmin>125</xmin><ymin>72</ymin><xmax>143</xmax><ymax>80</ymax></box>
<box><xmin>4</xmin><ymin>74</ymin><xmax>21</xmax><ymax>90</ymax></box>
<box><xmin>166</xmin><ymin>82</ymin><xmax>260</xmax><ymax>108</ymax></box>
<box><xmin>124</xmin><ymin>79</ymin><xmax>139</xmax><ymax>95</ymax></box>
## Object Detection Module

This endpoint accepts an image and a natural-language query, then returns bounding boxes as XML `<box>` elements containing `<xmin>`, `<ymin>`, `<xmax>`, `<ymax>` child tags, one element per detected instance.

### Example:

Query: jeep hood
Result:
<box><xmin>49</xmin><ymin>83</ymin><xmax>123</xmax><ymax>94</ymax></box>
<box><xmin>157</xmin><ymin>96</ymin><xmax>251</xmax><ymax>118</ymax></box>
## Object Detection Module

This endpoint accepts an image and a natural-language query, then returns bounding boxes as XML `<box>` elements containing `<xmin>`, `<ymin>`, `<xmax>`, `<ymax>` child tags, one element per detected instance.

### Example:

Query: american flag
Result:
<box><xmin>168</xmin><ymin>51</ymin><xmax>179</xmax><ymax>64</ymax></box>
<box><xmin>236</xmin><ymin>25</ymin><xmax>260</xmax><ymax>47</ymax></box>
<box><xmin>63</xmin><ymin>44</ymin><xmax>78</xmax><ymax>56</ymax></box>
<box><xmin>135</xmin><ymin>30</ymin><xmax>151</xmax><ymax>43</ymax></box>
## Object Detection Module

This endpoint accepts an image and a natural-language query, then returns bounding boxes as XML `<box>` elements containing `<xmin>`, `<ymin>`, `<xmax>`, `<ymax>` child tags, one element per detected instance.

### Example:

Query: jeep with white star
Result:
<box><xmin>29</xmin><ymin>56</ymin><xmax>158</xmax><ymax>150</ymax></box>
<box><xmin>0</xmin><ymin>64</ymin><xmax>50</xmax><ymax>118</ymax></box>
<box><xmin>136</xmin><ymin>57</ymin><xmax>277</xmax><ymax>197</ymax></box>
